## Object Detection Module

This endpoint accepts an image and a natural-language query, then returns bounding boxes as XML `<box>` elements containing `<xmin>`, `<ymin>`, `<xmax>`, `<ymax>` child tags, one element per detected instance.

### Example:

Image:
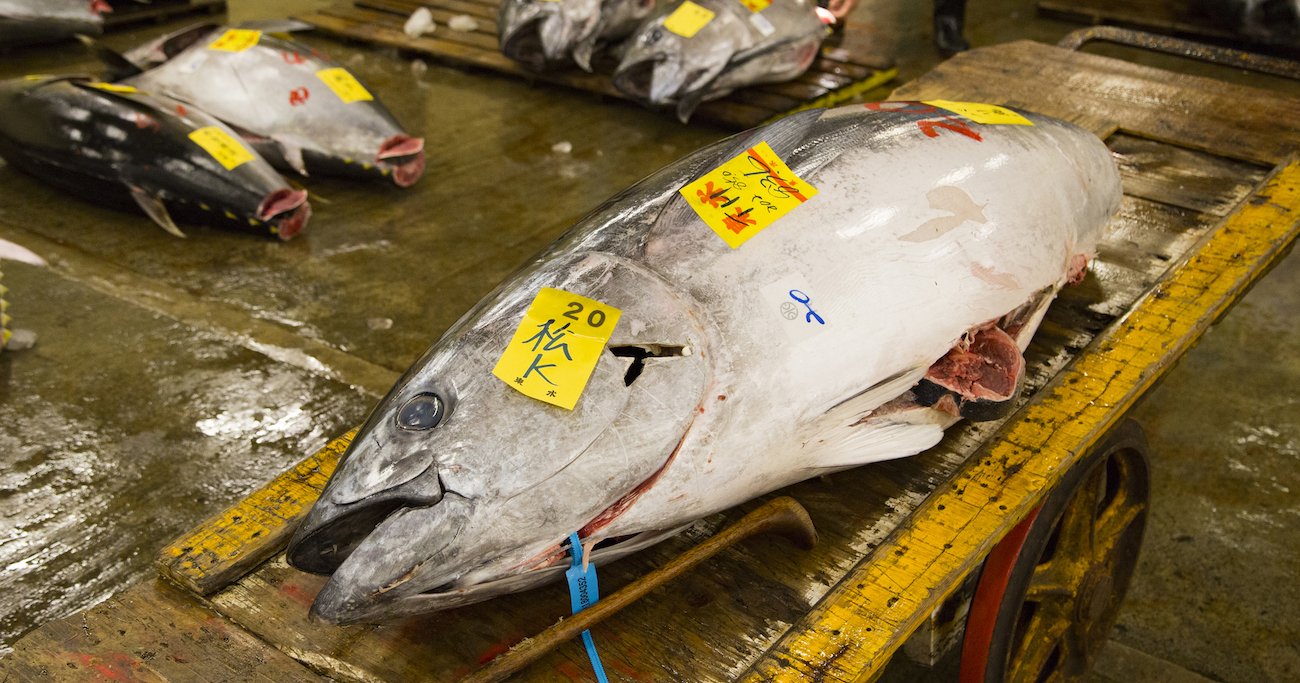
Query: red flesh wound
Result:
<box><xmin>258</xmin><ymin>189</ymin><xmax>311</xmax><ymax>240</ymax></box>
<box><xmin>377</xmin><ymin>135</ymin><xmax>426</xmax><ymax>188</ymax></box>
<box><xmin>924</xmin><ymin>325</ymin><xmax>1023</xmax><ymax>402</ymax></box>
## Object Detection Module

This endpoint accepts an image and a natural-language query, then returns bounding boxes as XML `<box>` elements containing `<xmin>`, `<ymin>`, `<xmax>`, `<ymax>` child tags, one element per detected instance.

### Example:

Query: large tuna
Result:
<box><xmin>288</xmin><ymin>102</ymin><xmax>1122</xmax><ymax>624</ymax></box>
<box><xmin>93</xmin><ymin>23</ymin><xmax>425</xmax><ymax>187</ymax></box>
<box><xmin>0</xmin><ymin>0</ymin><xmax>106</xmax><ymax>47</ymax></box>
<box><xmin>0</xmin><ymin>76</ymin><xmax>310</xmax><ymax>239</ymax></box>
<box><xmin>613</xmin><ymin>0</ymin><xmax>829</xmax><ymax>121</ymax></box>
<box><xmin>499</xmin><ymin>0</ymin><xmax>656</xmax><ymax>71</ymax></box>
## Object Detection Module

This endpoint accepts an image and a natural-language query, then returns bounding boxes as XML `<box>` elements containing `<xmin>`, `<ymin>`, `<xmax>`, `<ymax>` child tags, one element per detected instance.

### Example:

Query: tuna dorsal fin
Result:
<box><xmin>76</xmin><ymin>34</ymin><xmax>144</xmax><ymax>80</ymax></box>
<box><xmin>129</xmin><ymin>187</ymin><xmax>187</xmax><ymax>238</ymax></box>
<box><xmin>234</xmin><ymin>19</ymin><xmax>316</xmax><ymax>34</ymax></box>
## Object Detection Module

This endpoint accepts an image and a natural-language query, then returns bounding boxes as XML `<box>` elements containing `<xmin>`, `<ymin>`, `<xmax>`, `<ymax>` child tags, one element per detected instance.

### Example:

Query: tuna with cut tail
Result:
<box><xmin>288</xmin><ymin>102</ymin><xmax>1122</xmax><ymax>624</ymax></box>
<box><xmin>613</xmin><ymin>0</ymin><xmax>829</xmax><ymax>121</ymax></box>
<box><xmin>91</xmin><ymin>23</ymin><xmax>425</xmax><ymax>187</ymax></box>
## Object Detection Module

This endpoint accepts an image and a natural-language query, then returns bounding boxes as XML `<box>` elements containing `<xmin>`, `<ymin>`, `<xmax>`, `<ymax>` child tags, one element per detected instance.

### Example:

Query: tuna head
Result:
<box><xmin>288</xmin><ymin>254</ymin><xmax>714</xmax><ymax>623</ymax></box>
<box><xmin>613</xmin><ymin>17</ymin><xmax>740</xmax><ymax>109</ymax></box>
<box><xmin>499</xmin><ymin>0</ymin><xmax>602</xmax><ymax>69</ymax></box>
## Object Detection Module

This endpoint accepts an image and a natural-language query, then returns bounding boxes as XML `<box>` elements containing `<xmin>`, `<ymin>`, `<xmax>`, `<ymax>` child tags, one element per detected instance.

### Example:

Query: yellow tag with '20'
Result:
<box><xmin>493</xmin><ymin>288</ymin><xmax>622</xmax><ymax>410</ymax></box>
<box><xmin>681</xmin><ymin>141</ymin><xmax>818</xmax><ymax>248</ymax></box>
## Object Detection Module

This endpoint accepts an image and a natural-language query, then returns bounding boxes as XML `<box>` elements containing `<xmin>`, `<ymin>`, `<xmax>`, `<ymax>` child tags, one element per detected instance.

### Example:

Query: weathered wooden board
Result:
<box><xmin>1037</xmin><ymin>0</ymin><xmax>1299</xmax><ymax>52</ymax></box>
<box><xmin>0</xmin><ymin>580</ymin><xmax>324</xmax><ymax>682</ymax></box>
<box><xmin>296</xmin><ymin>0</ymin><xmax>897</xmax><ymax>129</ymax></box>
<box><xmin>104</xmin><ymin>0</ymin><xmax>227</xmax><ymax>29</ymax></box>
<box><xmin>893</xmin><ymin>41</ymin><xmax>1300</xmax><ymax>167</ymax></box>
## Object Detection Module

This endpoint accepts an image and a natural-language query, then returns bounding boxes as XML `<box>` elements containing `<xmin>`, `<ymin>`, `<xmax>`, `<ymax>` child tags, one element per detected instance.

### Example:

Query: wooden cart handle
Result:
<box><xmin>464</xmin><ymin>496</ymin><xmax>818</xmax><ymax>683</ymax></box>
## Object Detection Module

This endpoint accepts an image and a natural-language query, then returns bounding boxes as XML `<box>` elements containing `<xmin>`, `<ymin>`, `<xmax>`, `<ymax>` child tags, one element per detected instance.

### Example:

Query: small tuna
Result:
<box><xmin>92</xmin><ymin>23</ymin><xmax>425</xmax><ymax>187</ymax></box>
<box><xmin>0</xmin><ymin>0</ymin><xmax>106</xmax><ymax>47</ymax></box>
<box><xmin>0</xmin><ymin>76</ymin><xmax>310</xmax><ymax>239</ymax></box>
<box><xmin>614</xmin><ymin>0</ymin><xmax>828</xmax><ymax>121</ymax></box>
<box><xmin>499</xmin><ymin>0</ymin><xmax>656</xmax><ymax>71</ymax></box>
<box><xmin>288</xmin><ymin>102</ymin><xmax>1121</xmax><ymax>624</ymax></box>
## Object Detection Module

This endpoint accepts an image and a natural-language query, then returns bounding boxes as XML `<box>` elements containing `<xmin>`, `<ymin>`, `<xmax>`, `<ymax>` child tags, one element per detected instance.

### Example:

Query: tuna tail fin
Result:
<box><xmin>76</xmin><ymin>34</ymin><xmax>144</xmax><ymax>80</ymax></box>
<box><xmin>129</xmin><ymin>187</ymin><xmax>187</xmax><ymax>238</ymax></box>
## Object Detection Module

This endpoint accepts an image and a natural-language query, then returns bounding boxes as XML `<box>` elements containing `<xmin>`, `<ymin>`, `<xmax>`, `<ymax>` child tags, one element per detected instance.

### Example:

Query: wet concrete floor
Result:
<box><xmin>0</xmin><ymin>0</ymin><xmax>1297</xmax><ymax>679</ymax></box>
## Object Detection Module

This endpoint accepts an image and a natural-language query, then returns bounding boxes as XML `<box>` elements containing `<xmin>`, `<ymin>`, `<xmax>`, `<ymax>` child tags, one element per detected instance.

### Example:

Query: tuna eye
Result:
<box><xmin>396</xmin><ymin>393</ymin><xmax>444</xmax><ymax>431</ymax></box>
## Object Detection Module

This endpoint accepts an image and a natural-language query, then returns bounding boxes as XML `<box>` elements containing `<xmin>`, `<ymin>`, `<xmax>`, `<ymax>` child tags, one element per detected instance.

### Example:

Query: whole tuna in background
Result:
<box><xmin>0</xmin><ymin>76</ymin><xmax>311</xmax><ymax>239</ymax></box>
<box><xmin>94</xmin><ymin>23</ymin><xmax>426</xmax><ymax>187</ymax></box>
<box><xmin>287</xmin><ymin>102</ymin><xmax>1122</xmax><ymax>624</ymax></box>
<box><xmin>0</xmin><ymin>0</ymin><xmax>105</xmax><ymax>47</ymax></box>
<box><xmin>499</xmin><ymin>0</ymin><xmax>656</xmax><ymax>71</ymax></box>
<box><xmin>614</xmin><ymin>0</ymin><xmax>828</xmax><ymax>122</ymax></box>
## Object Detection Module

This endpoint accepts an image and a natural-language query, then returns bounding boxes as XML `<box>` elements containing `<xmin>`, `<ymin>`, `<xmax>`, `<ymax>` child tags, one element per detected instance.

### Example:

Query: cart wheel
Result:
<box><xmin>960</xmin><ymin>419</ymin><xmax>1150</xmax><ymax>683</ymax></box>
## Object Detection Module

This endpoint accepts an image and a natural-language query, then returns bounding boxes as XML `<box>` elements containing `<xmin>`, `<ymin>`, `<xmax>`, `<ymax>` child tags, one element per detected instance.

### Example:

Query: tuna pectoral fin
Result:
<box><xmin>0</xmin><ymin>239</ymin><xmax>46</xmax><ymax>267</ymax></box>
<box><xmin>129</xmin><ymin>187</ymin><xmax>186</xmax><ymax>238</ymax></box>
<box><xmin>802</xmin><ymin>421</ymin><xmax>945</xmax><ymax>470</ymax></box>
<box><xmin>75</xmin><ymin>34</ymin><xmax>143</xmax><ymax>79</ymax></box>
<box><xmin>275</xmin><ymin>137</ymin><xmax>310</xmax><ymax>177</ymax></box>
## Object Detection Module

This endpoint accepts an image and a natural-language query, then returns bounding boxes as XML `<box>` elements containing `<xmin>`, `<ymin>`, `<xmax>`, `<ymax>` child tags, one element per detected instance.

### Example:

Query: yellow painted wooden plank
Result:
<box><xmin>742</xmin><ymin>160</ymin><xmax>1300</xmax><ymax>682</ymax></box>
<box><xmin>766</xmin><ymin>68</ymin><xmax>899</xmax><ymax>124</ymax></box>
<box><xmin>157</xmin><ymin>430</ymin><xmax>356</xmax><ymax>596</ymax></box>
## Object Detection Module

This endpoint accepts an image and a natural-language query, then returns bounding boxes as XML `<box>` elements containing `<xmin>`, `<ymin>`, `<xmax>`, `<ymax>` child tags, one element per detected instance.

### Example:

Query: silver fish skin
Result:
<box><xmin>614</xmin><ymin>0</ymin><xmax>827</xmax><ymax>121</ymax></box>
<box><xmin>499</xmin><ymin>0</ymin><xmax>656</xmax><ymax>71</ymax></box>
<box><xmin>287</xmin><ymin>104</ymin><xmax>1122</xmax><ymax>624</ymax></box>
<box><xmin>115</xmin><ymin>23</ymin><xmax>425</xmax><ymax>187</ymax></box>
<box><xmin>0</xmin><ymin>0</ymin><xmax>104</xmax><ymax>47</ymax></box>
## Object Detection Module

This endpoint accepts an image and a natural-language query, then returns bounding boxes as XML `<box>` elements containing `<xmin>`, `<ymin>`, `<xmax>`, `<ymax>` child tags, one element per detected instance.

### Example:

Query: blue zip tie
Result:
<box><xmin>566</xmin><ymin>532</ymin><xmax>609</xmax><ymax>683</ymax></box>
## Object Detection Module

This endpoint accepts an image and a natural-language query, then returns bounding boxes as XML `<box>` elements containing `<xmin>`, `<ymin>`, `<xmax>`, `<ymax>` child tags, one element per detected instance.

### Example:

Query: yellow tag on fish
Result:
<box><xmin>208</xmin><ymin>29</ymin><xmax>262</xmax><ymax>52</ymax></box>
<box><xmin>664</xmin><ymin>1</ymin><xmax>715</xmax><ymax>38</ymax></box>
<box><xmin>681</xmin><ymin>141</ymin><xmax>818</xmax><ymax>249</ymax></box>
<box><xmin>492</xmin><ymin>288</ymin><xmax>622</xmax><ymax>410</ymax></box>
<box><xmin>188</xmin><ymin>126</ymin><xmax>255</xmax><ymax>171</ymax></box>
<box><xmin>739</xmin><ymin>0</ymin><xmax>772</xmax><ymax>12</ymax></box>
<box><xmin>316</xmin><ymin>67</ymin><xmax>374</xmax><ymax>104</ymax></box>
<box><xmin>922</xmin><ymin>100</ymin><xmax>1033</xmax><ymax>126</ymax></box>
<box><xmin>88</xmin><ymin>82</ymin><xmax>139</xmax><ymax>94</ymax></box>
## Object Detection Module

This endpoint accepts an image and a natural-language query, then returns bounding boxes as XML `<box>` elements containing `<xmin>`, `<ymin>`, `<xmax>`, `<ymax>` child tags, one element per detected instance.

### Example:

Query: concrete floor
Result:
<box><xmin>0</xmin><ymin>0</ymin><xmax>1297</xmax><ymax>680</ymax></box>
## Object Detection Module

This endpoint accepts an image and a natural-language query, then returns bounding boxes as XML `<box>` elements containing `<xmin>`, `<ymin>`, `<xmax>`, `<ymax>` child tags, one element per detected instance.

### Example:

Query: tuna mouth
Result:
<box><xmin>500</xmin><ymin>15</ymin><xmax>548</xmax><ymax>69</ymax></box>
<box><xmin>613</xmin><ymin>59</ymin><xmax>658</xmax><ymax>102</ymax></box>
<box><xmin>290</xmin><ymin>494</ymin><xmax>439</xmax><ymax>575</ymax></box>
<box><xmin>258</xmin><ymin>189</ymin><xmax>311</xmax><ymax>240</ymax></box>
<box><xmin>377</xmin><ymin>135</ymin><xmax>426</xmax><ymax>188</ymax></box>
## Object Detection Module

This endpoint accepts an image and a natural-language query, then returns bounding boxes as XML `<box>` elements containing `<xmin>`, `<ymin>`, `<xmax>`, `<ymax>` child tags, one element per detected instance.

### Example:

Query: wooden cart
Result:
<box><xmin>3</xmin><ymin>29</ymin><xmax>1298</xmax><ymax>682</ymax></box>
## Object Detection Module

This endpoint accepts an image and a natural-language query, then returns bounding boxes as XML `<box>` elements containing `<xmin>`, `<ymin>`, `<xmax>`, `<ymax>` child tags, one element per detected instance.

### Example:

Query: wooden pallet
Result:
<box><xmin>1038</xmin><ymin>0</ymin><xmax>1300</xmax><ymax>53</ymax></box>
<box><xmin>4</xmin><ymin>35</ymin><xmax>1300</xmax><ymax>683</ymax></box>
<box><xmin>104</xmin><ymin>0</ymin><xmax>227</xmax><ymax>30</ymax></box>
<box><xmin>297</xmin><ymin>0</ymin><xmax>898</xmax><ymax>128</ymax></box>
